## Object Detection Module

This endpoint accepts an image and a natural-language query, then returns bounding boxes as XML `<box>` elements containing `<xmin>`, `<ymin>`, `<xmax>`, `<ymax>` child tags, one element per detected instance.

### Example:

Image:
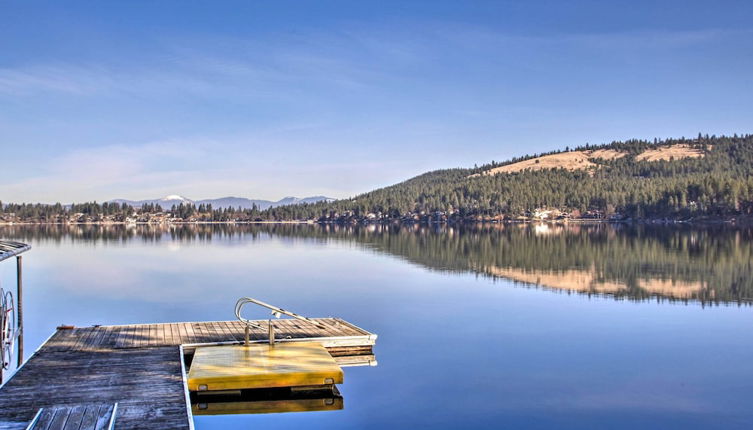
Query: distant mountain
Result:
<box><xmin>108</xmin><ymin>194</ymin><xmax>194</xmax><ymax>209</ymax></box>
<box><xmin>196</xmin><ymin>196</ymin><xmax>261</xmax><ymax>210</ymax></box>
<box><xmin>108</xmin><ymin>195</ymin><xmax>334</xmax><ymax>210</ymax></box>
<box><xmin>275</xmin><ymin>196</ymin><xmax>336</xmax><ymax>206</ymax></box>
<box><xmin>195</xmin><ymin>196</ymin><xmax>280</xmax><ymax>210</ymax></box>
<box><xmin>109</xmin><ymin>194</ymin><xmax>193</xmax><ymax>209</ymax></box>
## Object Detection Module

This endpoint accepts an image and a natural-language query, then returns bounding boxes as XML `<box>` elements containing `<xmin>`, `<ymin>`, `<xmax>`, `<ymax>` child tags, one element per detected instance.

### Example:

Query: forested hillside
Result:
<box><xmin>2</xmin><ymin>134</ymin><xmax>752</xmax><ymax>223</ymax></box>
<box><xmin>266</xmin><ymin>134</ymin><xmax>753</xmax><ymax>222</ymax></box>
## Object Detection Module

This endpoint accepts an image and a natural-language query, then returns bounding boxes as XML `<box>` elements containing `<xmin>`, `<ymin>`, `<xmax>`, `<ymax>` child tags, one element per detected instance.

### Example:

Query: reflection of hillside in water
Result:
<box><xmin>2</xmin><ymin>222</ymin><xmax>751</xmax><ymax>305</ymax></box>
<box><xmin>363</xmin><ymin>223</ymin><xmax>751</xmax><ymax>305</ymax></box>
<box><xmin>486</xmin><ymin>266</ymin><xmax>706</xmax><ymax>300</ymax></box>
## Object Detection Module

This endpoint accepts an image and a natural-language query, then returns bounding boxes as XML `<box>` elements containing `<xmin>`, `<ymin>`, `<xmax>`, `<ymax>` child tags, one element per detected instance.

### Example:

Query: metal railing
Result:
<box><xmin>234</xmin><ymin>297</ymin><xmax>324</xmax><ymax>346</ymax></box>
<box><xmin>0</xmin><ymin>240</ymin><xmax>29</xmax><ymax>385</ymax></box>
<box><xmin>1</xmin><ymin>288</ymin><xmax>17</xmax><ymax>370</ymax></box>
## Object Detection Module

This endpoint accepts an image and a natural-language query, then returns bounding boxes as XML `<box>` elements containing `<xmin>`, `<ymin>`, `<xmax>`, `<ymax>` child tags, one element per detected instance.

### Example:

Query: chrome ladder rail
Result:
<box><xmin>235</xmin><ymin>297</ymin><xmax>325</xmax><ymax>346</ymax></box>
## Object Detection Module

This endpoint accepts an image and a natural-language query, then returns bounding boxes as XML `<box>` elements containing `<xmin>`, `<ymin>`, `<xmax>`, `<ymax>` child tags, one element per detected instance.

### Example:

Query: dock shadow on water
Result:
<box><xmin>1</xmin><ymin>223</ymin><xmax>752</xmax><ymax>429</ymax></box>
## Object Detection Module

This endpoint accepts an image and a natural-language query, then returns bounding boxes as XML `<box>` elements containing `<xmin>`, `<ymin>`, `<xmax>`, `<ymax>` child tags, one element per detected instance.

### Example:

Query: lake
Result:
<box><xmin>1</xmin><ymin>223</ymin><xmax>752</xmax><ymax>429</ymax></box>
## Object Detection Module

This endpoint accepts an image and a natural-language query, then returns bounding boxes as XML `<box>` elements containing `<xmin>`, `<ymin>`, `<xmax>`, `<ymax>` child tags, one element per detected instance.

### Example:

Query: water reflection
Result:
<box><xmin>191</xmin><ymin>386</ymin><xmax>344</xmax><ymax>415</ymax></box>
<box><xmin>2</xmin><ymin>223</ymin><xmax>752</xmax><ymax>429</ymax></box>
<box><xmin>1</xmin><ymin>223</ymin><xmax>751</xmax><ymax>305</ymax></box>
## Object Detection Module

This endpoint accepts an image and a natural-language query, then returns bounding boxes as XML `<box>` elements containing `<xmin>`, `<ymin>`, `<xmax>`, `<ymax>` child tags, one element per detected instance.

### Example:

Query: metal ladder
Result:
<box><xmin>234</xmin><ymin>298</ymin><xmax>325</xmax><ymax>345</ymax></box>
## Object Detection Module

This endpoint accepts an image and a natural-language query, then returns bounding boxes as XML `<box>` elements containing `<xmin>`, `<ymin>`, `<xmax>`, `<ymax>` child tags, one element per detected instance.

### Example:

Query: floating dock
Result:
<box><xmin>0</xmin><ymin>318</ymin><xmax>377</xmax><ymax>430</ymax></box>
<box><xmin>187</xmin><ymin>342</ymin><xmax>344</xmax><ymax>392</ymax></box>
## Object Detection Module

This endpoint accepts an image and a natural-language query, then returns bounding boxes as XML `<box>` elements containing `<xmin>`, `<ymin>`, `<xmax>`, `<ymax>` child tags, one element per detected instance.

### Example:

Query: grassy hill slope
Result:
<box><xmin>265</xmin><ymin>134</ymin><xmax>753</xmax><ymax>222</ymax></box>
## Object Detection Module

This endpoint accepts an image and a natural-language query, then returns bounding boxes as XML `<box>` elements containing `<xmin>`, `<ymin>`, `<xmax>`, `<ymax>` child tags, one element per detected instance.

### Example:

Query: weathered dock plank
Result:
<box><xmin>0</xmin><ymin>348</ymin><xmax>187</xmax><ymax>430</ymax></box>
<box><xmin>26</xmin><ymin>404</ymin><xmax>114</xmax><ymax>430</ymax></box>
<box><xmin>0</xmin><ymin>318</ymin><xmax>376</xmax><ymax>430</ymax></box>
<box><xmin>41</xmin><ymin>318</ymin><xmax>374</xmax><ymax>352</ymax></box>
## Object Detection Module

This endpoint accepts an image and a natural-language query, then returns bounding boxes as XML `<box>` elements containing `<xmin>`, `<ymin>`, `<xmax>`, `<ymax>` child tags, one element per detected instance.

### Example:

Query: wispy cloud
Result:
<box><xmin>0</xmin><ymin>32</ymin><xmax>394</xmax><ymax>99</ymax></box>
<box><xmin>0</xmin><ymin>131</ymin><xmax>429</xmax><ymax>203</ymax></box>
<box><xmin>0</xmin><ymin>62</ymin><xmax>239</xmax><ymax>97</ymax></box>
<box><xmin>2</xmin><ymin>25</ymin><xmax>743</xmax><ymax>98</ymax></box>
<box><xmin>0</xmin><ymin>140</ymin><xmax>210</xmax><ymax>202</ymax></box>
<box><xmin>2</xmin><ymin>21</ymin><xmax>751</xmax><ymax>203</ymax></box>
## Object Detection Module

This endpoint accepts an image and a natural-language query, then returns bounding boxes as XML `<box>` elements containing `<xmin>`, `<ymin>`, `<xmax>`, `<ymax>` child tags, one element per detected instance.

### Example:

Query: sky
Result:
<box><xmin>1</xmin><ymin>1</ymin><xmax>752</xmax><ymax>203</ymax></box>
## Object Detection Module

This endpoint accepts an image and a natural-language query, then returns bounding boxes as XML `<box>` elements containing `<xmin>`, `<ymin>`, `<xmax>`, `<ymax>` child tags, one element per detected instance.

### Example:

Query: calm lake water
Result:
<box><xmin>1</xmin><ymin>223</ymin><xmax>752</xmax><ymax>429</ymax></box>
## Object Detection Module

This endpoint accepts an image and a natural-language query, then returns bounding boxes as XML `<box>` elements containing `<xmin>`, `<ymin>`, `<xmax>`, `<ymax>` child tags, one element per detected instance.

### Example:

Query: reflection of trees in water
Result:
<box><xmin>0</xmin><ymin>224</ymin><xmax>270</xmax><ymax>243</ymax></box>
<box><xmin>1</xmin><ymin>223</ymin><xmax>751</xmax><ymax>305</ymax></box>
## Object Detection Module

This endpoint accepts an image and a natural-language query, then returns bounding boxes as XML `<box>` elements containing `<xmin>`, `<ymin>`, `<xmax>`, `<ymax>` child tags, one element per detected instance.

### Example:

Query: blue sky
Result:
<box><xmin>1</xmin><ymin>1</ymin><xmax>752</xmax><ymax>203</ymax></box>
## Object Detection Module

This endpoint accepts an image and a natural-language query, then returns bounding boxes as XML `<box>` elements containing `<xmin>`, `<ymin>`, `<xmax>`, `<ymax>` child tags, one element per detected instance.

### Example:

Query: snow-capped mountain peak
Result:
<box><xmin>160</xmin><ymin>195</ymin><xmax>190</xmax><ymax>202</ymax></box>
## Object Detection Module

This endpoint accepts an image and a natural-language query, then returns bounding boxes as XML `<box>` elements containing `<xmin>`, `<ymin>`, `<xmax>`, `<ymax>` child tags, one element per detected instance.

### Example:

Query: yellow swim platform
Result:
<box><xmin>187</xmin><ymin>342</ymin><xmax>344</xmax><ymax>392</ymax></box>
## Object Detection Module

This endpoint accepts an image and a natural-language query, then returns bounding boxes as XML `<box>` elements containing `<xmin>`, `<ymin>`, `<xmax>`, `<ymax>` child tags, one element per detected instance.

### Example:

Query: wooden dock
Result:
<box><xmin>0</xmin><ymin>318</ymin><xmax>377</xmax><ymax>430</ymax></box>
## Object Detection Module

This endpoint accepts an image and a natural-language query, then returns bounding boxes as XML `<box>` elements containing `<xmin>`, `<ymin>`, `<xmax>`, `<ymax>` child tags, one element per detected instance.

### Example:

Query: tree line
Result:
<box><xmin>2</xmin><ymin>134</ymin><xmax>752</xmax><ymax>223</ymax></box>
<box><xmin>264</xmin><ymin>134</ymin><xmax>753</xmax><ymax>221</ymax></box>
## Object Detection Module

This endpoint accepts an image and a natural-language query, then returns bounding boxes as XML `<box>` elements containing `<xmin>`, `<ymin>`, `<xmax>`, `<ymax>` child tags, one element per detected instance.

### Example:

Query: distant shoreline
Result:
<box><xmin>1</xmin><ymin>216</ymin><xmax>750</xmax><ymax>227</ymax></box>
